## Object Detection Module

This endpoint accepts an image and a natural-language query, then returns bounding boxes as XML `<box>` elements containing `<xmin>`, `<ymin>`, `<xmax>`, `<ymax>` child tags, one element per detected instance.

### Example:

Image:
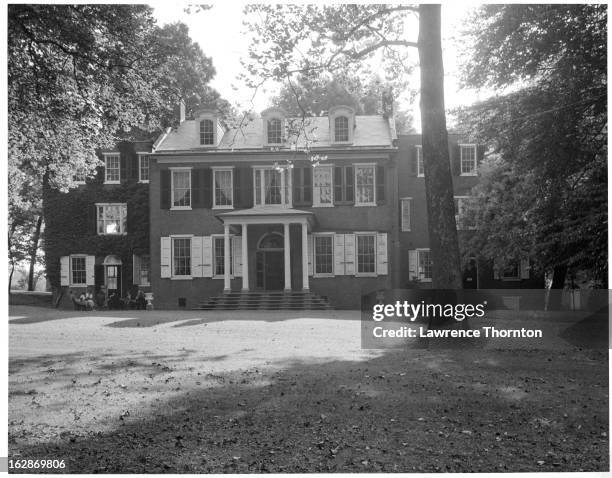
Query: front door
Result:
<box><xmin>256</xmin><ymin>251</ymin><xmax>284</xmax><ymax>290</ymax></box>
<box><xmin>106</xmin><ymin>265</ymin><xmax>121</xmax><ymax>296</ymax></box>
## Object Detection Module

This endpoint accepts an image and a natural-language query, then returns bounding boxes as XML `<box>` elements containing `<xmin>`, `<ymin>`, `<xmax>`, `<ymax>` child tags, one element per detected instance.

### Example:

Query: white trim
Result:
<box><xmin>69</xmin><ymin>254</ymin><xmax>88</xmax><ymax>286</ymax></box>
<box><xmin>211</xmin><ymin>234</ymin><xmax>235</xmax><ymax>279</ymax></box>
<box><xmin>354</xmin><ymin>232</ymin><xmax>377</xmax><ymax>277</ymax></box>
<box><xmin>95</xmin><ymin>203</ymin><xmax>127</xmax><ymax>235</ymax></box>
<box><xmin>354</xmin><ymin>163</ymin><xmax>377</xmax><ymax>206</ymax></box>
<box><xmin>171</xmin><ymin>236</ymin><xmax>193</xmax><ymax>280</ymax></box>
<box><xmin>416</xmin><ymin>248</ymin><xmax>433</xmax><ymax>283</ymax></box>
<box><xmin>103</xmin><ymin>152</ymin><xmax>121</xmax><ymax>184</ymax></box>
<box><xmin>459</xmin><ymin>144</ymin><xmax>478</xmax><ymax>176</ymax></box>
<box><xmin>138</xmin><ymin>153</ymin><xmax>150</xmax><ymax>183</ymax></box>
<box><xmin>212</xmin><ymin>167</ymin><xmax>234</xmax><ymax>210</ymax></box>
<box><xmin>198</xmin><ymin>116</ymin><xmax>217</xmax><ymax>147</ymax></box>
<box><xmin>312</xmin><ymin>232</ymin><xmax>335</xmax><ymax>278</ymax></box>
<box><xmin>416</xmin><ymin>145</ymin><xmax>424</xmax><ymax>177</ymax></box>
<box><xmin>400</xmin><ymin>197</ymin><xmax>412</xmax><ymax>232</ymax></box>
<box><xmin>170</xmin><ymin>167</ymin><xmax>192</xmax><ymax>210</ymax></box>
<box><xmin>252</xmin><ymin>166</ymin><xmax>292</xmax><ymax>207</ymax></box>
<box><xmin>312</xmin><ymin>164</ymin><xmax>334</xmax><ymax>207</ymax></box>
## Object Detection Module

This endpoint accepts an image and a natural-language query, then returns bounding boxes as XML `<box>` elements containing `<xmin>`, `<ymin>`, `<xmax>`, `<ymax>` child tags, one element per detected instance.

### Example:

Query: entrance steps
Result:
<box><xmin>194</xmin><ymin>290</ymin><xmax>334</xmax><ymax>311</ymax></box>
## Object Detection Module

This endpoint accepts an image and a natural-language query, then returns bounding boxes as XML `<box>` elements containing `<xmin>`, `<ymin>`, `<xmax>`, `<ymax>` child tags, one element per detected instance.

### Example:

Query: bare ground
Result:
<box><xmin>8</xmin><ymin>305</ymin><xmax>609</xmax><ymax>473</ymax></box>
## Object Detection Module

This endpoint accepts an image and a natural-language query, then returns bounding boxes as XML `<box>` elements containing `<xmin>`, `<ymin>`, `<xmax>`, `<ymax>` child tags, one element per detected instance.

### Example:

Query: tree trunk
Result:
<box><xmin>27</xmin><ymin>214</ymin><xmax>43</xmax><ymax>291</ymax></box>
<box><xmin>548</xmin><ymin>264</ymin><xmax>568</xmax><ymax>310</ymax></box>
<box><xmin>418</xmin><ymin>5</ymin><xmax>462</xmax><ymax>290</ymax></box>
<box><xmin>9</xmin><ymin>262</ymin><xmax>15</xmax><ymax>294</ymax></box>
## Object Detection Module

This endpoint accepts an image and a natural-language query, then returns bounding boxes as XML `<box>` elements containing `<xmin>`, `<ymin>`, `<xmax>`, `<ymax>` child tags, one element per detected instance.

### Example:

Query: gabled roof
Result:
<box><xmin>155</xmin><ymin>115</ymin><xmax>396</xmax><ymax>152</ymax></box>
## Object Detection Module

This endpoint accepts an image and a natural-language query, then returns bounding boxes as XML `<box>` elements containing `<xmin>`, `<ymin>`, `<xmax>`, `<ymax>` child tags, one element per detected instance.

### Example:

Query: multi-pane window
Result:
<box><xmin>200</xmin><ymin>119</ymin><xmax>214</xmax><ymax>145</ymax></box>
<box><xmin>334</xmin><ymin>116</ymin><xmax>349</xmax><ymax>142</ymax></box>
<box><xmin>267</xmin><ymin>118</ymin><xmax>283</xmax><ymax>144</ymax></box>
<box><xmin>314</xmin><ymin>235</ymin><xmax>334</xmax><ymax>275</ymax></box>
<box><xmin>502</xmin><ymin>262</ymin><xmax>520</xmax><ymax>280</ymax></box>
<box><xmin>172</xmin><ymin>169</ymin><xmax>191</xmax><ymax>208</ymax></box>
<box><xmin>416</xmin><ymin>145</ymin><xmax>424</xmax><ymax>177</ymax></box>
<box><xmin>104</xmin><ymin>154</ymin><xmax>120</xmax><ymax>183</ymax></box>
<box><xmin>138</xmin><ymin>154</ymin><xmax>150</xmax><ymax>182</ymax></box>
<box><xmin>96</xmin><ymin>203</ymin><xmax>127</xmax><ymax>235</ymax></box>
<box><xmin>356</xmin><ymin>234</ymin><xmax>376</xmax><ymax>274</ymax></box>
<box><xmin>254</xmin><ymin>168</ymin><xmax>290</xmax><ymax>206</ymax></box>
<box><xmin>71</xmin><ymin>256</ymin><xmax>86</xmax><ymax>285</ymax></box>
<box><xmin>313</xmin><ymin>165</ymin><xmax>333</xmax><ymax>206</ymax></box>
<box><xmin>213</xmin><ymin>236</ymin><xmax>233</xmax><ymax>277</ymax></box>
<box><xmin>213</xmin><ymin>169</ymin><xmax>233</xmax><ymax>208</ymax></box>
<box><xmin>172</xmin><ymin>238</ymin><xmax>191</xmax><ymax>277</ymax></box>
<box><xmin>355</xmin><ymin>165</ymin><xmax>375</xmax><ymax>205</ymax></box>
<box><xmin>460</xmin><ymin>144</ymin><xmax>477</xmax><ymax>176</ymax></box>
<box><xmin>417</xmin><ymin>249</ymin><xmax>433</xmax><ymax>281</ymax></box>
<box><xmin>293</xmin><ymin>167</ymin><xmax>312</xmax><ymax>205</ymax></box>
<box><xmin>401</xmin><ymin>198</ymin><xmax>411</xmax><ymax>231</ymax></box>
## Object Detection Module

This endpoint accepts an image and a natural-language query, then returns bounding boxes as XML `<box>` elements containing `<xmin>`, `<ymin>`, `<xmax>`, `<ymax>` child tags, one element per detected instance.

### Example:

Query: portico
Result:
<box><xmin>217</xmin><ymin>207</ymin><xmax>315</xmax><ymax>293</ymax></box>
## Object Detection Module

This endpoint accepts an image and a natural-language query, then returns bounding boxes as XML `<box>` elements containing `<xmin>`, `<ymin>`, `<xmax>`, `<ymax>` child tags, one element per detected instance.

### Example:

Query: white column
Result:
<box><xmin>241</xmin><ymin>223</ymin><xmax>249</xmax><ymax>291</ymax></box>
<box><xmin>224</xmin><ymin>224</ymin><xmax>231</xmax><ymax>292</ymax></box>
<box><xmin>284</xmin><ymin>222</ymin><xmax>291</xmax><ymax>291</ymax></box>
<box><xmin>301</xmin><ymin>221</ymin><xmax>309</xmax><ymax>291</ymax></box>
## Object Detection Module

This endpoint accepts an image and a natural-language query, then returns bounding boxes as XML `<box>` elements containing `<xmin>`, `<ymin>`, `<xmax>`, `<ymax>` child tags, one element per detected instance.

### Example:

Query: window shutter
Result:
<box><xmin>376</xmin><ymin>233</ymin><xmax>388</xmax><ymax>275</ymax></box>
<box><xmin>160</xmin><ymin>170</ymin><xmax>171</xmax><ymax>209</ymax></box>
<box><xmin>334</xmin><ymin>166</ymin><xmax>343</xmax><ymax>203</ymax></box>
<box><xmin>408</xmin><ymin>250</ymin><xmax>417</xmax><ymax>281</ymax></box>
<box><xmin>233</xmin><ymin>236</ymin><xmax>242</xmax><ymax>277</ymax></box>
<box><xmin>233</xmin><ymin>168</ymin><xmax>240</xmax><ymax>207</ymax></box>
<box><xmin>451</xmin><ymin>143</ymin><xmax>461</xmax><ymax>176</ymax></box>
<box><xmin>303</xmin><ymin>167</ymin><xmax>312</xmax><ymax>205</ymax></box>
<box><xmin>191</xmin><ymin>236</ymin><xmax>203</xmax><ymax>277</ymax></box>
<box><xmin>477</xmin><ymin>144</ymin><xmax>485</xmax><ymax>167</ymax></box>
<box><xmin>344</xmin><ymin>233</ymin><xmax>355</xmax><ymax>275</ymax></box>
<box><xmin>202</xmin><ymin>236</ymin><xmax>213</xmax><ymax>277</ymax></box>
<box><xmin>120</xmin><ymin>155</ymin><xmax>127</xmax><ymax>183</ymax></box>
<box><xmin>307</xmin><ymin>234</ymin><xmax>313</xmax><ymax>276</ymax></box>
<box><xmin>160</xmin><ymin>237</ymin><xmax>171</xmax><ymax>278</ymax></box>
<box><xmin>86</xmin><ymin>255</ymin><xmax>95</xmax><ymax>285</ymax></box>
<box><xmin>376</xmin><ymin>165</ymin><xmax>385</xmax><ymax>204</ymax></box>
<box><xmin>520</xmin><ymin>257</ymin><xmax>530</xmax><ymax>279</ymax></box>
<box><xmin>345</xmin><ymin>166</ymin><xmax>354</xmax><ymax>203</ymax></box>
<box><xmin>129</xmin><ymin>153</ymin><xmax>138</xmax><ymax>182</ymax></box>
<box><xmin>202</xmin><ymin>168</ymin><xmax>212</xmax><ymax>208</ymax></box>
<box><xmin>60</xmin><ymin>256</ymin><xmax>69</xmax><ymax>286</ymax></box>
<box><xmin>88</xmin><ymin>204</ymin><xmax>97</xmax><ymax>235</ymax></box>
<box><xmin>239</xmin><ymin>167</ymin><xmax>253</xmax><ymax>208</ymax></box>
<box><xmin>293</xmin><ymin>168</ymin><xmax>302</xmax><ymax>204</ymax></box>
<box><xmin>410</xmin><ymin>147</ymin><xmax>418</xmax><ymax>175</ymax></box>
<box><xmin>191</xmin><ymin>169</ymin><xmax>201</xmax><ymax>207</ymax></box>
<box><xmin>334</xmin><ymin>234</ymin><xmax>345</xmax><ymax>276</ymax></box>
<box><xmin>133</xmin><ymin>254</ymin><xmax>141</xmax><ymax>285</ymax></box>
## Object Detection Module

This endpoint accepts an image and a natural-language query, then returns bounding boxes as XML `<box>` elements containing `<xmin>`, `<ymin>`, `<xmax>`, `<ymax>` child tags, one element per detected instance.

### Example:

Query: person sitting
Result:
<box><xmin>108</xmin><ymin>292</ymin><xmax>122</xmax><ymax>310</ymax></box>
<box><xmin>71</xmin><ymin>291</ymin><xmax>86</xmax><ymax>311</ymax></box>
<box><xmin>136</xmin><ymin>290</ymin><xmax>147</xmax><ymax>310</ymax></box>
<box><xmin>95</xmin><ymin>288</ymin><xmax>107</xmax><ymax>309</ymax></box>
<box><xmin>125</xmin><ymin>291</ymin><xmax>137</xmax><ymax>310</ymax></box>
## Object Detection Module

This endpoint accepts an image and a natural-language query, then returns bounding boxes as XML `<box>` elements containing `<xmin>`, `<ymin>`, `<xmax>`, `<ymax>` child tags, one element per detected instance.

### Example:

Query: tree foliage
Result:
<box><xmin>457</xmin><ymin>4</ymin><xmax>607</xmax><ymax>285</ymax></box>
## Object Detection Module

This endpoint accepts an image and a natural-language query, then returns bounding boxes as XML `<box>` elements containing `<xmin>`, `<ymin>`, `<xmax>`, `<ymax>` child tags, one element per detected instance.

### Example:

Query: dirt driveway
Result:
<box><xmin>8</xmin><ymin>306</ymin><xmax>608</xmax><ymax>473</ymax></box>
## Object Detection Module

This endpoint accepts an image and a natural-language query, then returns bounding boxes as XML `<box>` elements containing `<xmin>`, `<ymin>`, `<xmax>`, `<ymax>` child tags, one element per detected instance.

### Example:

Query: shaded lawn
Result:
<box><xmin>9</xmin><ymin>345</ymin><xmax>608</xmax><ymax>473</ymax></box>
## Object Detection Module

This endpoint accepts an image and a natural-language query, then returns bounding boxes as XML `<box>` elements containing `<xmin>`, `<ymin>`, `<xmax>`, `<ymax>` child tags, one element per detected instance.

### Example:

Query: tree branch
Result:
<box><xmin>350</xmin><ymin>40</ymin><xmax>418</xmax><ymax>58</ymax></box>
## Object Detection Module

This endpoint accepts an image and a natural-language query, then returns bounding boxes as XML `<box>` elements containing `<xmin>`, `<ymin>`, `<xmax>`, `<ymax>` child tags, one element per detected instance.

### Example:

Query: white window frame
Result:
<box><xmin>70</xmin><ymin>254</ymin><xmax>87</xmax><ymax>286</ymax></box>
<box><xmin>266</xmin><ymin>117</ymin><xmax>284</xmax><ymax>145</ymax></box>
<box><xmin>252</xmin><ymin>166</ymin><xmax>292</xmax><ymax>207</ymax></box>
<box><xmin>200</xmin><ymin>118</ymin><xmax>215</xmax><ymax>146</ymax></box>
<box><xmin>313</xmin><ymin>233</ymin><xmax>335</xmax><ymax>277</ymax></box>
<box><xmin>212</xmin><ymin>235</ymin><xmax>235</xmax><ymax>279</ymax></box>
<box><xmin>312</xmin><ymin>164</ymin><xmax>334</xmax><ymax>207</ymax></box>
<box><xmin>416</xmin><ymin>248</ymin><xmax>433</xmax><ymax>283</ymax></box>
<box><xmin>96</xmin><ymin>203</ymin><xmax>127</xmax><ymax>236</ymax></box>
<box><xmin>103</xmin><ymin>153</ymin><xmax>120</xmax><ymax>184</ymax></box>
<box><xmin>171</xmin><ymin>235</ymin><xmax>193</xmax><ymax>280</ymax></box>
<box><xmin>355</xmin><ymin>233</ymin><xmax>377</xmax><ymax>277</ymax></box>
<box><xmin>212</xmin><ymin>167</ymin><xmax>234</xmax><ymax>209</ymax></box>
<box><xmin>138</xmin><ymin>153</ymin><xmax>150</xmax><ymax>183</ymax></box>
<box><xmin>460</xmin><ymin>144</ymin><xmax>478</xmax><ymax>176</ymax></box>
<box><xmin>334</xmin><ymin>115</ymin><xmax>350</xmax><ymax>143</ymax></box>
<box><xmin>170</xmin><ymin>167</ymin><xmax>192</xmax><ymax>210</ymax></box>
<box><xmin>401</xmin><ymin>197</ymin><xmax>412</xmax><ymax>232</ymax></box>
<box><xmin>416</xmin><ymin>145</ymin><xmax>424</xmax><ymax>177</ymax></box>
<box><xmin>354</xmin><ymin>163</ymin><xmax>376</xmax><ymax>207</ymax></box>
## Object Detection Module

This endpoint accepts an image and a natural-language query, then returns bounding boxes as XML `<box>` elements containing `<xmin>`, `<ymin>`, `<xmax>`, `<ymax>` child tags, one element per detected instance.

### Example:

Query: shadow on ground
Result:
<box><xmin>9</xmin><ymin>346</ymin><xmax>608</xmax><ymax>473</ymax></box>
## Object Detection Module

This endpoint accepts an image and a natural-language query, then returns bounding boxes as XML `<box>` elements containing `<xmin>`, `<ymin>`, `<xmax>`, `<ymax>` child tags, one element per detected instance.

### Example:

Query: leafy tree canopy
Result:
<box><xmin>457</xmin><ymin>4</ymin><xmax>607</xmax><ymax>284</ymax></box>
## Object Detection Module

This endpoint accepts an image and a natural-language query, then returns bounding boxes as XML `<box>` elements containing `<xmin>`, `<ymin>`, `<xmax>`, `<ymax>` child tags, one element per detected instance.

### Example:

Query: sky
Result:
<box><xmin>151</xmin><ymin>2</ymin><xmax>487</xmax><ymax>130</ymax></box>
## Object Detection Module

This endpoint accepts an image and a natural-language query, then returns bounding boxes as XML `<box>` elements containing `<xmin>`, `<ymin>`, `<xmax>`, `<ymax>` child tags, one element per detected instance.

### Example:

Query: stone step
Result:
<box><xmin>194</xmin><ymin>291</ymin><xmax>334</xmax><ymax>311</ymax></box>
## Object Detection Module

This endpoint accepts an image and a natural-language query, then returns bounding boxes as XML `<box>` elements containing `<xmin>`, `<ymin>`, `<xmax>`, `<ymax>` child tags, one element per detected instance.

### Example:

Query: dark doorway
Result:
<box><xmin>256</xmin><ymin>251</ymin><xmax>284</xmax><ymax>290</ymax></box>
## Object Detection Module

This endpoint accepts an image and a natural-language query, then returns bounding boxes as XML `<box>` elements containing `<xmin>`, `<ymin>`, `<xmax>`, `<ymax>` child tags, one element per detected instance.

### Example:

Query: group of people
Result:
<box><xmin>72</xmin><ymin>287</ymin><xmax>147</xmax><ymax>311</ymax></box>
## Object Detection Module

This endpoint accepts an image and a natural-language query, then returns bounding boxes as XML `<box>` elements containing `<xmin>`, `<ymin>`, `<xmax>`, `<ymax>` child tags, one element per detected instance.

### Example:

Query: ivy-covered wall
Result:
<box><xmin>43</xmin><ymin>141</ymin><xmax>151</xmax><ymax>294</ymax></box>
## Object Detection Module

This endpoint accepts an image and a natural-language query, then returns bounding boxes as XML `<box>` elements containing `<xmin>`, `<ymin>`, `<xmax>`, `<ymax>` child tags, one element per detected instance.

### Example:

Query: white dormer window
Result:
<box><xmin>200</xmin><ymin>119</ymin><xmax>215</xmax><ymax>145</ymax></box>
<box><xmin>194</xmin><ymin>109</ymin><xmax>218</xmax><ymax>147</ymax></box>
<box><xmin>329</xmin><ymin>105</ymin><xmax>355</xmax><ymax>144</ymax></box>
<box><xmin>262</xmin><ymin>108</ymin><xmax>286</xmax><ymax>146</ymax></box>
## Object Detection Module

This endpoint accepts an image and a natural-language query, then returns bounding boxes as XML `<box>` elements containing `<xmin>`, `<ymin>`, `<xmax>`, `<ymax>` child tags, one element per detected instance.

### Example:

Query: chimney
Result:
<box><xmin>381</xmin><ymin>87</ymin><xmax>394</xmax><ymax>119</ymax></box>
<box><xmin>179</xmin><ymin>99</ymin><xmax>186</xmax><ymax>124</ymax></box>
